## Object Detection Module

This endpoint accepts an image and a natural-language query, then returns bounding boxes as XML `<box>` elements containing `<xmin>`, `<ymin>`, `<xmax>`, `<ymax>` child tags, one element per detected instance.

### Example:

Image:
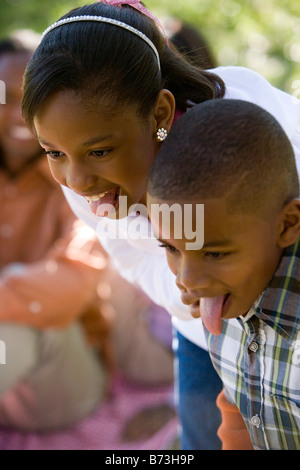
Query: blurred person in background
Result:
<box><xmin>0</xmin><ymin>30</ymin><xmax>112</xmax><ymax>431</ymax></box>
<box><xmin>164</xmin><ymin>16</ymin><xmax>216</xmax><ymax>69</ymax></box>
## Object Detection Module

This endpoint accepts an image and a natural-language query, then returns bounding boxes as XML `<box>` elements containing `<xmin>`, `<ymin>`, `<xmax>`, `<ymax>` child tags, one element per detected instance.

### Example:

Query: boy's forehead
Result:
<box><xmin>147</xmin><ymin>193</ymin><xmax>264</xmax><ymax>244</ymax></box>
<box><xmin>147</xmin><ymin>194</ymin><xmax>210</xmax><ymax>244</ymax></box>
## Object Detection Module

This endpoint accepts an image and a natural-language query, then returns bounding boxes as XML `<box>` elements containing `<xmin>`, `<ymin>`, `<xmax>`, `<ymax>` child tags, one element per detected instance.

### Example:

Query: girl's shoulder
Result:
<box><xmin>210</xmin><ymin>65</ymin><xmax>270</xmax><ymax>92</ymax></box>
<box><xmin>210</xmin><ymin>65</ymin><xmax>300</xmax><ymax>139</ymax></box>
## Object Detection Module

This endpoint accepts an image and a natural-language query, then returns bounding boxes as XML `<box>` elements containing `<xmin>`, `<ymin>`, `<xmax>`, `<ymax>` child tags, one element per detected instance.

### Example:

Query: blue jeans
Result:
<box><xmin>174</xmin><ymin>330</ymin><xmax>223</xmax><ymax>450</ymax></box>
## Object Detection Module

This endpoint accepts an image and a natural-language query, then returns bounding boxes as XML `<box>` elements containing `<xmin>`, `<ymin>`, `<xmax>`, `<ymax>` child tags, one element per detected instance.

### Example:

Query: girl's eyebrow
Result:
<box><xmin>81</xmin><ymin>134</ymin><xmax>114</xmax><ymax>146</ymax></box>
<box><xmin>37</xmin><ymin>134</ymin><xmax>114</xmax><ymax>148</ymax></box>
<box><xmin>37</xmin><ymin>137</ymin><xmax>53</xmax><ymax>146</ymax></box>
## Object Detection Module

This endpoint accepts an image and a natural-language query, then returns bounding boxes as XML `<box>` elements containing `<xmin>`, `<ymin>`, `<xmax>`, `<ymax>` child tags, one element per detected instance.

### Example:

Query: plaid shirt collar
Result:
<box><xmin>250</xmin><ymin>237</ymin><xmax>300</xmax><ymax>344</ymax></box>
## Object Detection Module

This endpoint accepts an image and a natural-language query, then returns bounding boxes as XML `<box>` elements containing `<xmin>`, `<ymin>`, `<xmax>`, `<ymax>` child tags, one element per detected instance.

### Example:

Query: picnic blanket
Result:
<box><xmin>0</xmin><ymin>373</ymin><xmax>179</xmax><ymax>450</ymax></box>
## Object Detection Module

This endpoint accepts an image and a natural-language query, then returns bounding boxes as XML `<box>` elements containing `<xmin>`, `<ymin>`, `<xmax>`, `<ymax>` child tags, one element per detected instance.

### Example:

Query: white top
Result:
<box><xmin>62</xmin><ymin>66</ymin><xmax>300</xmax><ymax>349</ymax></box>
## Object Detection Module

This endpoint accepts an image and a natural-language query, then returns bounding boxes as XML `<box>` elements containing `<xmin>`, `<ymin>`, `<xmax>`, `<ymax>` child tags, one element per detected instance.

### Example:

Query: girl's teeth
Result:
<box><xmin>87</xmin><ymin>192</ymin><xmax>108</xmax><ymax>202</ymax></box>
<box><xmin>98</xmin><ymin>192</ymin><xmax>108</xmax><ymax>198</ymax></box>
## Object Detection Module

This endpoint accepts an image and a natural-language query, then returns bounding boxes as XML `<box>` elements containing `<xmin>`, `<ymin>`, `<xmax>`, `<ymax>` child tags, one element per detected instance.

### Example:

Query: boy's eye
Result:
<box><xmin>159</xmin><ymin>243</ymin><xmax>179</xmax><ymax>254</ymax></box>
<box><xmin>91</xmin><ymin>150</ymin><xmax>110</xmax><ymax>158</ymax></box>
<box><xmin>204</xmin><ymin>252</ymin><xmax>228</xmax><ymax>260</ymax></box>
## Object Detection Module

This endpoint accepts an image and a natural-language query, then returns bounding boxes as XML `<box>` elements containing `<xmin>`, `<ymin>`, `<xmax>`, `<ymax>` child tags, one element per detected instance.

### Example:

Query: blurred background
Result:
<box><xmin>0</xmin><ymin>0</ymin><xmax>299</xmax><ymax>94</ymax></box>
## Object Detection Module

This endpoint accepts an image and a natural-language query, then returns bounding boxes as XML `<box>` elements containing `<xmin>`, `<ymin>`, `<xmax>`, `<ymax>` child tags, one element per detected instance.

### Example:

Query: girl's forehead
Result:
<box><xmin>34</xmin><ymin>90</ymin><xmax>150</xmax><ymax>148</ymax></box>
<box><xmin>37</xmin><ymin>89</ymin><xmax>133</xmax><ymax>122</ymax></box>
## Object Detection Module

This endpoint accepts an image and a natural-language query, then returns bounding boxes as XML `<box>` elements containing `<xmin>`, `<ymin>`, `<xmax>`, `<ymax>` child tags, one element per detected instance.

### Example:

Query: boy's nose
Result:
<box><xmin>177</xmin><ymin>264</ymin><xmax>211</xmax><ymax>292</ymax></box>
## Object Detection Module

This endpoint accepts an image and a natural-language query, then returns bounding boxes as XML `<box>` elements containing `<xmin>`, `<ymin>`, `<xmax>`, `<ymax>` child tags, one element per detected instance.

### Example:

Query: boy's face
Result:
<box><xmin>148</xmin><ymin>195</ymin><xmax>283</xmax><ymax>335</ymax></box>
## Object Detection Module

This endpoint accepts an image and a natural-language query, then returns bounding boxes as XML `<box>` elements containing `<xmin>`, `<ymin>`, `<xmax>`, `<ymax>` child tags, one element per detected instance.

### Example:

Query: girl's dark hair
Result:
<box><xmin>22</xmin><ymin>2</ymin><xmax>225</xmax><ymax>129</ymax></box>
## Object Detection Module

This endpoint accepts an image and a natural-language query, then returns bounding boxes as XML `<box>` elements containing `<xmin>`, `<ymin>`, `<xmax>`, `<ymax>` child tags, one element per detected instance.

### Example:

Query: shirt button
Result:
<box><xmin>251</xmin><ymin>415</ymin><xmax>261</xmax><ymax>427</ymax></box>
<box><xmin>249</xmin><ymin>341</ymin><xmax>259</xmax><ymax>352</ymax></box>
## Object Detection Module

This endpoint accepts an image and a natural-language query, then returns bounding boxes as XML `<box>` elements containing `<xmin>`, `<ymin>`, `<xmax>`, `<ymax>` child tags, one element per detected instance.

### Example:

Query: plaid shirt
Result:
<box><xmin>205</xmin><ymin>238</ymin><xmax>300</xmax><ymax>450</ymax></box>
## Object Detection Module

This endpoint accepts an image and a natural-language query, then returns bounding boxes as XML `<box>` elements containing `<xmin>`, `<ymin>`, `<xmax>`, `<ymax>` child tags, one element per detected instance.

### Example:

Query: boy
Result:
<box><xmin>147</xmin><ymin>99</ymin><xmax>300</xmax><ymax>450</ymax></box>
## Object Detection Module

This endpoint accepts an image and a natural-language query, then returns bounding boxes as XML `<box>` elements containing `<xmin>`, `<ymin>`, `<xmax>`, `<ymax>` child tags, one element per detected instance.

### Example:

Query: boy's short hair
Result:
<box><xmin>148</xmin><ymin>99</ymin><xmax>299</xmax><ymax>218</ymax></box>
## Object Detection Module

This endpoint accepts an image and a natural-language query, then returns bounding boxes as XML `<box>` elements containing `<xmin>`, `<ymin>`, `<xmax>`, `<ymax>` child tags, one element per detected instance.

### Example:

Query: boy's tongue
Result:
<box><xmin>200</xmin><ymin>296</ymin><xmax>225</xmax><ymax>335</ymax></box>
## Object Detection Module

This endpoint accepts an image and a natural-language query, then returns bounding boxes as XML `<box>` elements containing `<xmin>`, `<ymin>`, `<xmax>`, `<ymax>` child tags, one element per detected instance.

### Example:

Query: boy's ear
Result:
<box><xmin>277</xmin><ymin>198</ymin><xmax>300</xmax><ymax>248</ymax></box>
<box><xmin>152</xmin><ymin>89</ymin><xmax>176</xmax><ymax>134</ymax></box>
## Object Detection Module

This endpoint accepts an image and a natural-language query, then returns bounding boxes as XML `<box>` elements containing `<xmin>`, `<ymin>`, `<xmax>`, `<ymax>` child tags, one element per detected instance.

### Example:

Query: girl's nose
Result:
<box><xmin>65</xmin><ymin>164</ymin><xmax>99</xmax><ymax>194</ymax></box>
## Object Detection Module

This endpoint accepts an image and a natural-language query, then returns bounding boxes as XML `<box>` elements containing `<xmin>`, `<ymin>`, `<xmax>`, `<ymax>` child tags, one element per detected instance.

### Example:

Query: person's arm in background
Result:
<box><xmin>0</xmin><ymin>201</ymin><xmax>108</xmax><ymax>330</ymax></box>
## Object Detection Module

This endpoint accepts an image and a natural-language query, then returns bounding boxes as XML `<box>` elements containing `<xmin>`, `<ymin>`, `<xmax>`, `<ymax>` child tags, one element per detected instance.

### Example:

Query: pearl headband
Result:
<box><xmin>41</xmin><ymin>15</ymin><xmax>161</xmax><ymax>71</ymax></box>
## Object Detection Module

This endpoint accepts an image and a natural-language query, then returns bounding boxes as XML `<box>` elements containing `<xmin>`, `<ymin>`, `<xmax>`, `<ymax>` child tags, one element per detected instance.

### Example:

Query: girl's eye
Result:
<box><xmin>45</xmin><ymin>150</ymin><xmax>64</xmax><ymax>159</ymax></box>
<box><xmin>159</xmin><ymin>243</ymin><xmax>179</xmax><ymax>254</ymax></box>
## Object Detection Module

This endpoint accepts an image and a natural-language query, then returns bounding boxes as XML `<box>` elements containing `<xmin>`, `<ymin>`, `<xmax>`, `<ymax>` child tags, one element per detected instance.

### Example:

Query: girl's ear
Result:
<box><xmin>277</xmin><ymin>198</ymin><xmax>300</xmax><ymax>248</ymax></box>
<box><xmin>152</xmin><ymin>89</ymin><xmax>176</xmax><ymax>134</ymax></box>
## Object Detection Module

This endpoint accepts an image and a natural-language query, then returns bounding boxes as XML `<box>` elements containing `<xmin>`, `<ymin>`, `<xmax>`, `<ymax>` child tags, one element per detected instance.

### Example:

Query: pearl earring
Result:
<box><xmin>156</xmin><ymin>128</ymin><xmax>168</xmax><ymax>142</ymax></box>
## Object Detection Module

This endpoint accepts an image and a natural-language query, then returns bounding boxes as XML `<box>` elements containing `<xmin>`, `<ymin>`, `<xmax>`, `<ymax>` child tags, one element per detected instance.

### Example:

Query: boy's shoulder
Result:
<box><xmin>267</xmin><ymin>238</ymin><xmax>300</xmax><ymax>290</ymax></box>
<box><xmin>257</xmin><ymin>238</ymin><xmax>300</xmax><ymax>341</ymax></box>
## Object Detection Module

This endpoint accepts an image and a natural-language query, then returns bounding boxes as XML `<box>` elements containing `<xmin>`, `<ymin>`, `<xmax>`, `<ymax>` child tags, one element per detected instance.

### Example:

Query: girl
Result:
<box><xmin>22</xmin><ymin>0</ymin><xmax>300</xmax><ymax>449</ymax></box>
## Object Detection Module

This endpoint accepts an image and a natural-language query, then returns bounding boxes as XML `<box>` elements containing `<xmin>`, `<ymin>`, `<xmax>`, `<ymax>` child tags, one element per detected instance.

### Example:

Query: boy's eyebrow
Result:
<box><xmin>157</xmin><ymin>237</ymin><xmax>232</xmax><ymax>249</ymax></box>
<box><xmin>157</xmin><ymin>237</ymin><xmax>172</xmax><ymax>245</ymax></box>
<box><xmin>202</xmin><ymin>240</ymin><xmax>233</xmax><ymax>249</ymax></box>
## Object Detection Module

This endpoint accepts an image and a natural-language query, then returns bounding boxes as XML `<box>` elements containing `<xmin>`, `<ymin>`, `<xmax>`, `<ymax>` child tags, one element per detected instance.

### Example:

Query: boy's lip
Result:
<box><xmin>189</xmin><ymin>300</ymin><xmax>201</xmax><ymax>318</ymax></box>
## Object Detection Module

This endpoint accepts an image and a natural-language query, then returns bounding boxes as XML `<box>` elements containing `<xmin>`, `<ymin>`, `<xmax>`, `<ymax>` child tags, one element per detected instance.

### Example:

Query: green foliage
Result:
<box><xmin>0</xmin><ymin>0</ymin><xmax>299</xmax><ymax>93</ymax></box>
<box><xmin>149</xmin><ymin>0</ymin><xmax>300</xmax><ymax>93</ymax></box>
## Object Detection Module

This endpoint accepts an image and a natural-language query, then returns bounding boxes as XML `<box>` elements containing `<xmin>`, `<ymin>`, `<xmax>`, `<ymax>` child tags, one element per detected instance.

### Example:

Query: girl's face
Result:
<box><xmin>34</xmin><ymin>90</ymin><xmax>173</xmax><ymax>218</ymax></box>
